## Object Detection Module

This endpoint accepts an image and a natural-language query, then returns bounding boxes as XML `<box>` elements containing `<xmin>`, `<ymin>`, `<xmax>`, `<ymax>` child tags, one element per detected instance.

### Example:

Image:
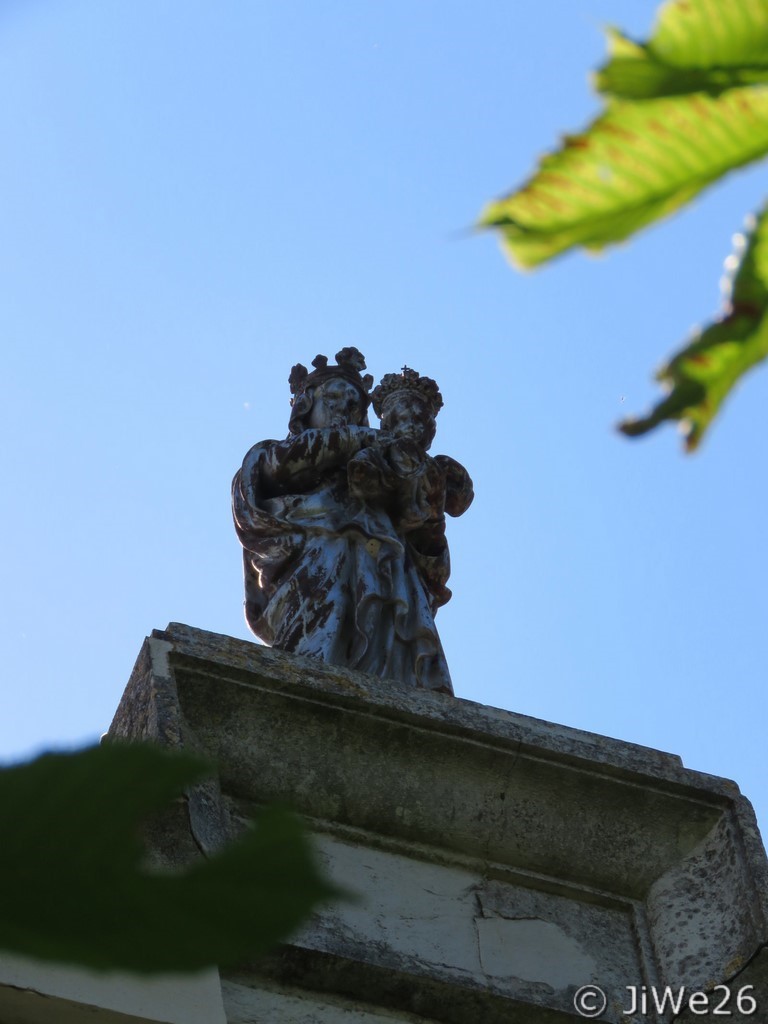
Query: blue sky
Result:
<box><xmin>2</xmin><ymin>1</ymin><xmax>767</xmax><ymax>836</ymax></box>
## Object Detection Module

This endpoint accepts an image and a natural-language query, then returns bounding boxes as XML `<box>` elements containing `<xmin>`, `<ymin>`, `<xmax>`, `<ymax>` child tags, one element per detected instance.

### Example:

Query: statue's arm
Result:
<box><xmin>254</xmin><ymin>426</ymin><xmax>381</xmax><ymax>497</ymax></box>
<box><xmin>347</xmin><ymin>442</ymin><xmax>402</xmax><ymax>505</ymax></box>
<box><xmin>433</xmin><ymin>455</ymin><xmax>474</xmax><ymax>518</ymax></box>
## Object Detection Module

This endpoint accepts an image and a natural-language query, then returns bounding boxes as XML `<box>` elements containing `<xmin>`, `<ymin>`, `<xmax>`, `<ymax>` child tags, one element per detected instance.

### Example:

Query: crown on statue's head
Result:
<box><xmin>289</xmin><ymin>347</ymin><xmax>374</xmax><ymax>405</ymax></box>
<box><xmin>372</xmin><ymin>366</ymin><xmax>443</xmax><ymax>419</ymax></box>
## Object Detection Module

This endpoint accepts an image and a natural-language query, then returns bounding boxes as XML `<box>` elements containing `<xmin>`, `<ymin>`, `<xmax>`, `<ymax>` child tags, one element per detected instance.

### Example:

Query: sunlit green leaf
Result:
<box><xmin>597</xmin><ymin>0</ymin><xmax>768</xmax><ymax>99</ymax></box>
<box><xmin>650</xmin><ymin>0</ymin><xmax>768</xmax><ymax>67</ymax></box>
<box><xmin>0</xmin><ymin>745</ymin><xmax>340</xmax><ymax>972</ymax></box>
<box><xmin>597</xmin><ymin>27</ymin><xmax>768</xmax><ymax>99</ymax></box>
<box><xmin>481</xmin><ymin>0</ymin><xmax>768</xmax><ymax>447</ymax></box>
<box><xmin>480</xmin><ymin>86</ymin><xmax>768</xmax><ymax>268</ymax></box>
<box><xmin>620</xmin><ymin>204</ymin><xmax>768</xmax><ymax>450</ymax></box>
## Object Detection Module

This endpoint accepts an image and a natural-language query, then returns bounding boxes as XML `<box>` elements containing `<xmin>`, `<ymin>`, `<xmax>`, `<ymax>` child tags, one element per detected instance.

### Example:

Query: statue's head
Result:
<box><xmin>372</xmin><ymin>367</ymin><xmax>443</xmax><ymax>451</ymax></box>
<box><xmin>288</xmin><ymin>348</ymin><xmax>374</xmax><ymax>434</ymax></box>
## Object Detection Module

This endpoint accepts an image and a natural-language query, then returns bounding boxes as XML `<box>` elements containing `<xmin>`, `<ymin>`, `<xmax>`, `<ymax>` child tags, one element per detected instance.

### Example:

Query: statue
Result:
<box><xmin>232</xmin><ymin>350</ymin><xmax>473</xmax><ymax>695</ymax></box>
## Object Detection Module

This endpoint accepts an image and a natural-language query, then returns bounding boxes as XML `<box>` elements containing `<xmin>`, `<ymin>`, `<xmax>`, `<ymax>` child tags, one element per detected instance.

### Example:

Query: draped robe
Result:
<box><xmin>232</xmin><ymin>425</ymin><xmax>460</xmax><ymax>693</ymax></box>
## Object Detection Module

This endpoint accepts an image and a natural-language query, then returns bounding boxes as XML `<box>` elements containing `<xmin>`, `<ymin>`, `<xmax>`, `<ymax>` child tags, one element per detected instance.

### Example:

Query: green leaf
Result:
<box><xmin>620</xmin><ymin>204</ymin><xmax>768</xmax><ymax>450</ymax></box>
<box><xmin>481</xmin><ymin>0</ymin><xmax>768</xmax><ymax>447</ymax></box>
<box><xmin>597</xmin><ymin>0</ymin><xmax>768</xmax><ymax>100</ymax></box>
<box><xmin>649</xmin><ymin>0</ymin><xmax>768</xmax><ymax>68</ymax></box>
<box><xmin>0</xmin><ymin>745</ymin><xmax>341</xmax><ymax>972</ymax></box>
<box><xmin>479</xmin><ymin>85</ymin><xmax>768</xmax><ymax>268</ymax></box>
<box><xmin>597</xmin><ymin>28</ymin><xmax>768</xmax><ymax>100</ymax></box>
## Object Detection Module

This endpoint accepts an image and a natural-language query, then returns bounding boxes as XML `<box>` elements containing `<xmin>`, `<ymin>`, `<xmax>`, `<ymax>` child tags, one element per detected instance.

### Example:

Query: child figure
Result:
<box><xmin>348</xmin><ymin>367</ymin><xmax>473</xmax><ymax>611</ymax></box>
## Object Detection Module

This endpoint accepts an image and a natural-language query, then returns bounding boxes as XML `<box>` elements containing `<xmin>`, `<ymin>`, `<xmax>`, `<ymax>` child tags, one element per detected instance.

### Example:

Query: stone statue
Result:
<box><xmin>232</xmin><ymin>350</ymin><xmax>473</xmax><ymax>695</ymax></box>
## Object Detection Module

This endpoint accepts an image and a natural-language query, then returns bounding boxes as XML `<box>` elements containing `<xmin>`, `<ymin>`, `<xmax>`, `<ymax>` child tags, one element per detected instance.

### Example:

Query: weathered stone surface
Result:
<box><xmin>222</xmin><ymin>976</ymin><xmax>435</xmax><ymax>1023</ymax></box>
<box><xmin>0</xmin><ymin>953</ymin><xmax>226</xmax><ymax>1024</ymax></box>
<box><xmin>107</xmin><ymin>623</ymin><xmax>768</xmax><ymax>1023</ymax></box>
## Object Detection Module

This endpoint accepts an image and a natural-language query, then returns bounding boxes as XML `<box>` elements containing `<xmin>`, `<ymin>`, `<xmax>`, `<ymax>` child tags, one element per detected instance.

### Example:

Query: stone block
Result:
<box><xmin>0</xmin><ymin>953</ymin><xmax>226</xmax><ymax>1024</ymax></box>
<box><xmin>107</xmin><ymin>624</ymin><xmax>768</xmax><ymax>1023</ymax></box>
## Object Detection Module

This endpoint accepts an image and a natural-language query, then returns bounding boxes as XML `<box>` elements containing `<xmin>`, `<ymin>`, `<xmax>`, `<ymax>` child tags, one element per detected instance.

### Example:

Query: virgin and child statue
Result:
<box><xmin>231</xmin><ymin>348</ymin><xmax>473</xmax><ymax>696</ymax></box>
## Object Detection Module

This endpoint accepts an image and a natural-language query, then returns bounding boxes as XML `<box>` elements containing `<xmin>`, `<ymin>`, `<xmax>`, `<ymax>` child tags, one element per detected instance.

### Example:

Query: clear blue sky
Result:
<box><xmin>2</xmin><ymin>1</ymin><xmax>767</xmax><ymax>835</ymax></box>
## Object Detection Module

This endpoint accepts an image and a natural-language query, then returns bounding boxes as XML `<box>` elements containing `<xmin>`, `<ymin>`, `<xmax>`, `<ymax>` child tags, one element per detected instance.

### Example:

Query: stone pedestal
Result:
<box><xmin>99</xmin><ymin>623</ymin><xmax>768</xmax><ymax>1023</ymax></box>
<box><xmin>0</xmin><ymin>955</ymin><xmax>226</xmax><ymax>1024</ymax></box>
